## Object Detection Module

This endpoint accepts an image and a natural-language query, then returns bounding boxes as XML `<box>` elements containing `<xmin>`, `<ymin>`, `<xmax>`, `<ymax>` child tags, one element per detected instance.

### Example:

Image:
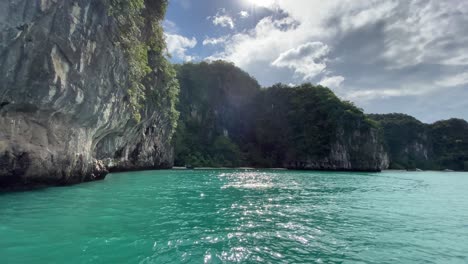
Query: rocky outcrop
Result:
<box><xmin>175</xmin><ymin>64</ymin><xmax>389</xmax><ymax>171</ymax></box>
<box><xmin>370</xmin><ymin>114</ymin><xmax>468</xmax><ymax>171</ymax></box>
<box><xmin>247</xmin><ymin>84</ymin><xmax>390</xmax><ymax>171</ymax></box>
<box><xmin>0</xmin><ymin>0</ymin><xmax>176</xmax><ymax>189</ymax></box>
<box><xmin>285</xmin><ymin>120</ymin><xmax>389</xmax><ymax>172</ymax></box>
<box><xmin>429</xmin><ymin>119</ymin><xmax>468</xmax><ymax>171</ymax></box>
<box><xmin>174</xmin><ymin>61</ymin><xmax>261</xmax><ymax>167</ymax></box>
<box><xmin>368</xmin><ymin>114</ymin><xmax>431</xmax><ymax>170</ymax></box>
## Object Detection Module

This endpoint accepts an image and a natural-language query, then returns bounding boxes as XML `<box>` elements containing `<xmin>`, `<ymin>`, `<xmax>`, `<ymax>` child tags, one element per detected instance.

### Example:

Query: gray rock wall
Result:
<box><xmin>285</xmin><ymin>124</ymin><xmax>389</xmax><ymax>172</ymax></box>
<box><xmin>0</xmin><ymin>0</ymin><xmax>173</xmax><ymax>188</ymax></box>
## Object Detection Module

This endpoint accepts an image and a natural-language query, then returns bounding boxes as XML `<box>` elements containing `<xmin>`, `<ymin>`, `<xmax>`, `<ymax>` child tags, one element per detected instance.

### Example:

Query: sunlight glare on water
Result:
<box><xmin>1</xmin><ymin>169</ymin><xmax>468</xmax><ymax>263</ymax></box>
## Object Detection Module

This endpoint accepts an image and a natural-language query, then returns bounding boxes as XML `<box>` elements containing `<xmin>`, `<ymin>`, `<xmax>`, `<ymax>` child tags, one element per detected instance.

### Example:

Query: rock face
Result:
<box><xmin>249</xmin><ymin>84</ymin><xmax>389</xmax><ymax>171</ymax></box>
<box><xmin>370</xmin><ymin>114</ymin><xmax>468</xmax><ymax>171</ymax></box>
<box><xmin>285</xmin><ymin>127</ymin><xmax>389</xmax><ymax>172</ymax></box>
<box><xmin>369</xmin><ymin>114</ymin><xmax>431</xmax><ymax>170</ymax></box>
<box><xmin>0</xmin><ymin>0</ymin><xmax>175</xmax><ymax>189</ymax></box>
<box><xmin>175</xmin><ymin>68</ymin><xmax>390</xmax><ymax>171</ymax></box>
<box><xmin>174</xmin><ymin>61</ymin><xmax>261</xmax><ymax>167</ymax></box>
<box><xmin>429</xmin><ymin>119</ymin><xmax>468</xmax><ymax>171</ymax></box>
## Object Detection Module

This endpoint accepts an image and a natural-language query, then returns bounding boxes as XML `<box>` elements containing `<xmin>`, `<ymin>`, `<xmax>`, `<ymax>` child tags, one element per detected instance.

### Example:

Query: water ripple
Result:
<box><xmin>1</xmin><ymin>170</ymin><xmax>468</xmax><ymax>263</ymax></box>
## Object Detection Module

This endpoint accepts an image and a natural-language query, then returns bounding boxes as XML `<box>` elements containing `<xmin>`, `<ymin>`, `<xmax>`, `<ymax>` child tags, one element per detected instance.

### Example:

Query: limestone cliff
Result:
<box><xmin>284</xmin><ymin>125</ymin><xmax>389</xmax><ymax>172</ymax></box>
<box><xmin>174</xmin><ymin>67</ymin><xmax>390</xmax><ymax>171</ymax></box>
<box><xmin>248</xmin><ymin>84</ymin><xmax>389</xmax><ymax>171</ymax></box>
<box><xmin>174</xmin><ymin>61</ymin><xmax>261</xmax><ymax>167</ymax></box>
<box><xmin>0</xmin><ymin>0</ymin><xmax>178</xmax><ymax>188</ymax></box>
<box><xmin>368</xmin><ymin>114</ymin><xmax>431</xmax><ymax>170</ymax></box>
<box><xmin>369</xmin><ymin>114</ymin><xmax>468</xmax><ymax>171</ymax></box>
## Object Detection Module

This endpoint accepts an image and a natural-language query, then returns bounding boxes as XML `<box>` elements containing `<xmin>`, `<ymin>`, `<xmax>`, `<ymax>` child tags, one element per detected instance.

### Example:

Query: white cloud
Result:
<box><xmin>347</xmin><ymin>89</ymin><xmax>417</xmax><ymax>101</ymax></box>
<box><xmin>164</xmin><ymin>33</ymin><xmax>197</xmax><ymax>61</ymax></box>
<box><xmin>203</xmin><ymin>36</ymin><xmax>229</xmax><ymax>46</ymax></box>
<box><xmin>207</xmin><ymin>0</ymin><xmax>468</xmax><ymax>80</ymax></box>
<box><xmin>272</xmin><ymin>42</ymin><xmax>330</xmax><ymax>80</ymax></box>
<box><xmin>345</xmin><ymin>87</ymin><xmax>434</xmax><ymax>102</ymax></box>
<box><xmin>436</xmin><ymin>72</ymin><xmax>468</xmax><ymax>87</ymax></box>
<box><xmin>381</xmin><ymin>1</ymin><xmax>468</xmax><ymax>68</ymax></box>
<box><xmin>213</xmin><ymin>16</ymin><xmax>235</xmax><ymax>29</ymax></box>
<box><xmin>251</xmin><ymin>0</ymin><xmax>277</xmax><ymax>8</ymax></box>
<box><xmin>319</xmin><ymin>75</ymin><xmax>345</xmax><ymax>89</ymax></box>
<box><xmin>239</xmin><ymin>11</ymin><xmax>249</xmax><ymax>18</ymax></box>
<box><xmin>163</xmin><ymin>20</ymin><xmax>178</xmax><ymax>34</ymax></box>
<box><xmin>206</xmin><ymin>16</ymin><xmax>314</xmax><ymax>72</ymax></box>
<box><xmin>345</xmin><ymin>83</ymin><xmax>444</xmax><ymax>101</ymax></box>
<box><xmin>201</xmin><ymin>0</ymin><xmax>468</xmax><ymax>121</ymax></box>
<box><xmin>210</xmin><ymin>10</ymin><xmax>235</xmax><ymax>29</ymax></box>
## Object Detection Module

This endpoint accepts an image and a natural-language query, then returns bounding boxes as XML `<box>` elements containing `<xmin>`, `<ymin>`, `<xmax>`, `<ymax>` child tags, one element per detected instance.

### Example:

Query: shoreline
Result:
<box><xmin>2</xmin><ymin>167</ymin><xmax>466</xmax><ymax>193</ymax></box>
<box><xmin>172</xmin><ymin>167</ymin><xmax>286</xmax><ymax>170</ymax></box>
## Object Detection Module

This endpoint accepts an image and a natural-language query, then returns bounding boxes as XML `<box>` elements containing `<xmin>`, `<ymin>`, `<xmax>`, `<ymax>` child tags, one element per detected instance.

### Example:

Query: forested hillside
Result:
<box><xmin>430</xmin><ymin>119</ymin><xmax>468</xmax><ymax>171</ymax></box>
<box><xmin>370</xmin><ymin>114</ymin><xmax>468</xmax><ymax>171</ymax></box>
<box><xmin>174</xmin><ymin>62</ymin><xmax>388</xmax><ymax>171</ymax></box>
<box><xmin>173</xmin><ymin>61</ymin><xmax>260</xmax><ymax>167</ymax></box>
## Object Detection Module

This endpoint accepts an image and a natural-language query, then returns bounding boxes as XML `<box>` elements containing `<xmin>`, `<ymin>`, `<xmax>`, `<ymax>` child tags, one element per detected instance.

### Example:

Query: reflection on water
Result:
<box><xmin>220</xmin><ymin>171</ymin><xmax>275</xmax><ymax>189</ymax></box>
<box><xmin>1</xmin><ymin>169</ymin><xmax>468</xmax><ymax>263</ymax></box>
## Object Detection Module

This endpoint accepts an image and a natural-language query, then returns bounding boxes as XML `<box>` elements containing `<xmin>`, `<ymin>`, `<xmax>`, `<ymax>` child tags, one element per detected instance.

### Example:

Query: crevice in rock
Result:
<box><xmin>0</xmin><ymin>101</ymin><xmax>10</xmax><ymax>109</ymax></box>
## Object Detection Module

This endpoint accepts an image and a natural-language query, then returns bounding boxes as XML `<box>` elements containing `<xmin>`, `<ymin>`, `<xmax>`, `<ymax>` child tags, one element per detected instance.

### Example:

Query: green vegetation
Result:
<box><xmin>174</xmin><ymin>62</ymin><xmax>380</xmax><ymax>168</ymax></box>
<box><xmin>97</xmin><ymin>8</ymin><xmax>467</xmax><ymax>171</ymax></box>
<box><xmin>250</xmin><ymin>84</ymin><xmax>378</xmax><ymax>167</ymax></box>
<box><xmin>100</xmin><ymin>0</ymin><xmax>468</xmax><ymax>170</ymax></box>
<box><xmin>173</xmin><ymin>61</ymin><xmax>260</xmax><ymax>167</ymax></box>
<box><xmin>370</xmin><ymin>115</ymin><xmax>468</xmax><ymax>171</ymax></box>
<box><xmin>430</xmin><ymin>119</ymin><xmax>468</xmax><ymax>171</ymax></box>
<box><xmin>108</xmin><ymin>0</ymin><xmax>178</xmax><ymax>130</ymax></box>
<box><xmin>174</xmin><ymin>62</ymin><xmax>467</xmax><ymax>171</ymax></box>
<box><xmin>369</xmin><ymin>113</ymin><xmax>430</xmax><ymax>169</ymax></box>
<box><xmin>105</xmin><ymin>2</ymin><xmax>467</xmax><ymax>171</ymax></box>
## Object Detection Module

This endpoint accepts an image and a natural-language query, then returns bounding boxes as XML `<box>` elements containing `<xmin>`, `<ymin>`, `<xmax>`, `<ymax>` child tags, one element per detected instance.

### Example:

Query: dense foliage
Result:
<box><xmin>370</xmin><ymin>114</ymin><xmax>468</xmax><ymax>171</ymax></box>
<box><xmin>173</xmin><ymin>61</ymin><xmax>260</xmax><ymax>167</ymax></box>
<box><xmin>108</xmin><ymin>0</ymin><xmax>179</xmax><ymax>131</ymax></box>
<box><xmin>174</xmin><ymin>62</ymin><xmax>379</xmax><ymax>168</ymax></box>
<box><xmin>249</xmin><ymin>84</ymin><xmax>378</xmax><ymax>167</ymax></box>
<box><xmin>430</xmin><ymin>119</ymin><xmax>468</xmax><ymax>171</ymax></box>
<box><xmin>368</xmin><ymin>113</ymin><xmax>431</xmax><ymax>169</ymax></box>
<box><xmin>104</xmin><ymin>2</ymin><xmax>466</xmax><ymax>171</ymax></box>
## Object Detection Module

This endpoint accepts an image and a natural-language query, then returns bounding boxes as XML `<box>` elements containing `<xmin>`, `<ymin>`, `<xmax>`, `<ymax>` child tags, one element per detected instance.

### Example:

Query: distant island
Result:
<box><xmin>0</xmin><ymin>0</ymin><xmax>466</xmax><ymax>190</ymax></box>
<box><xmin>174</xmin><ymin>61</ymin><xmax>468</xmax><ymax>172</ymax></box>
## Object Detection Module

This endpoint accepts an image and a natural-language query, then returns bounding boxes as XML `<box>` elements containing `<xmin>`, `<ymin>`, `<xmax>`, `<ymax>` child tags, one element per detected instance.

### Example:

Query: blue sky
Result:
<box><xmin>164</xmin><ymin>0</ymin><xmax>468</xmax><ymax>123</ymax></box>
<box><xmin>164</xmin><ymin>0</ymin><xmax>277</xmax><ymax>61</ymax></box>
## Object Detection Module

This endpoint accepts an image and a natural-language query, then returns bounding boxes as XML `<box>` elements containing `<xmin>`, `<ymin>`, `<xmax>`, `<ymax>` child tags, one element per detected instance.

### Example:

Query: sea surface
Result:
<box><xmin>1</xmin><ymin>170</ymin><xmax>467</xmax><ymax>263</ymax></box>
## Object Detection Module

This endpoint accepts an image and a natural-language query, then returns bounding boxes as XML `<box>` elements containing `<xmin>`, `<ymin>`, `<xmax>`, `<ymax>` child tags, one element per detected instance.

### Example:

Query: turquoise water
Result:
<box><xmin>1</xmin><ymin>170</ymin><xmax>468</xmax><ymax>263</ymax></box>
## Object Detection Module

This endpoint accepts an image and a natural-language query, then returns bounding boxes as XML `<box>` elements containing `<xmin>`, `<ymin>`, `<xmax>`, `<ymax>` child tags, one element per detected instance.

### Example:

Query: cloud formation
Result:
<box><xmin>210</xmin><ymin>9</ymin><xmax>235</xmax><ymax>29</ymax></box>
<box><xmin>436</xmin><ymin>72</ymin><xmax>468</xmax><ymax>88</ymax></box>
<box><xmin>239</xmin><ymin>11</ymin><xmax>249</xmax><ymax>18</ymax></box>
<box><xmin>203</xmin><ymin>36</ymin><xmax>229</xmax><ymax>46</ymax></box>
<box><xmin>319</xmin><ymin>76</ymin><xmax>345</xmax><ymax>89</ymax></box>
<box><xmin>162</xmin><ymin>19</ymin><xmax>178</xmax><ymax>33</ymax></box>
<box><xmin>165</xmin><ymin>33</ymin><xmax>197</xmax><ymax>61</ymax></box>
<box><xmin>201</xmin><ymin>0</ymin><xmax>468</xmax><ymax>122</ymax></box>
<box><xmin>272</xmin><ymin>42</ymin><xmax>330</xmax><ymax>80</ymax></box>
